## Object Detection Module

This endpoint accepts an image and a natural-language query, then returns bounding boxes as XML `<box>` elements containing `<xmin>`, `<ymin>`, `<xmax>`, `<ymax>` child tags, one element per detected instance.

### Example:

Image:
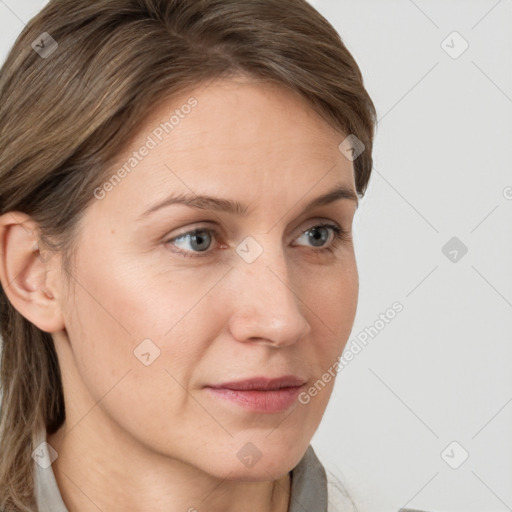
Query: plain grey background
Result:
<box><xmin>1</xmin><ymin>1</ymin><xmax>511</xmax><ymax>511</ymax></box>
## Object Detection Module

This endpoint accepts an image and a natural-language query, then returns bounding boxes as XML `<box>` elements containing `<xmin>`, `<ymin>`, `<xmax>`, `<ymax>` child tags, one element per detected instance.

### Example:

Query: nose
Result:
<box><xmin>227</xmin><ymin>239</ymin><xmax>312</xmax><ymax>348</ymax></box>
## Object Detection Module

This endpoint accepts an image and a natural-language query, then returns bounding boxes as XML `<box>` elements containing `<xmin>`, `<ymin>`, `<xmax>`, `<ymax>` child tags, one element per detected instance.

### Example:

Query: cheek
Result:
<box><xmin>62</xmin><ymin>254</ymin><xmax>223</xmax><ymax>405</ymax></box>
<box><xmin>296</xmin><ymin>266</ymin><xmax>358</xmax><ymax>421</ymax></box>
<box><xmin>300</xmin><ymin>257</ymin><xmax>359</xmax><ymax>352</ymax></box>
<box><xmin>334</xmin><ymin>265</ymin><xmax>359</xmax><ymax>342</ymax></box>
<box><xmin>61</xmin><ymin>263</ymin><xmax>215</xmax><ymax>451</ymax></box>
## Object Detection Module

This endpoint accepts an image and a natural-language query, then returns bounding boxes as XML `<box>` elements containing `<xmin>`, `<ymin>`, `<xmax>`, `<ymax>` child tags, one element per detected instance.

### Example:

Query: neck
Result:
<box><xmin>47</xmin><ymin>416</ymin><xmax>292</xmax><ymax>512</ymax></box>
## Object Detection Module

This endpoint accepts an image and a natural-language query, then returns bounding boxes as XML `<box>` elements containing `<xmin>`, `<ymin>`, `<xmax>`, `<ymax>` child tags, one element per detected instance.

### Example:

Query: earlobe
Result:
<box><xmin>0</xmin><ymin>212</ymin><xmax>65</xmax><ymax>333</ymax></box>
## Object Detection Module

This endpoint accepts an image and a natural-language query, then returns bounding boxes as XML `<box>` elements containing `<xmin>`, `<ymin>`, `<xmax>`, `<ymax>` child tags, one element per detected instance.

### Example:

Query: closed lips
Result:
<box><xmin>206</xmin><ymin>376</ymin><xmax>306</xmax><ymax>391</ymax></box>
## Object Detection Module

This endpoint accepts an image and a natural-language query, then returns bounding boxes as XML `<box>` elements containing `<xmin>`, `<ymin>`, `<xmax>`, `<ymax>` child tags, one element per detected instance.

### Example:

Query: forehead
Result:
<box><xmin>92</xmin><ymin>77</ymin><xmax>355</xmax><ymax>219</ymax></box>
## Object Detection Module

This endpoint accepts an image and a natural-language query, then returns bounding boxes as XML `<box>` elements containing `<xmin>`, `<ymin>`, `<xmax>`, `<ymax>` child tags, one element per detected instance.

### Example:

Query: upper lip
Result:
<box><xmin>206</xmin><ymin>375</ymin><xmax>306</xmax><ymax>391</ymax></box>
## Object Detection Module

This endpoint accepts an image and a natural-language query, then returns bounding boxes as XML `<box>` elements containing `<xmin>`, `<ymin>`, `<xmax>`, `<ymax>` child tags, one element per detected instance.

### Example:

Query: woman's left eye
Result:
<box><xmin>293</xmin><ymin>223</ymin><xmax>345</xmax><ymax>250</ymax></box>
<box><xmin>165</xmin><ymin>223</ymin><xmax>350</xmax><ymax>259</ymax></box>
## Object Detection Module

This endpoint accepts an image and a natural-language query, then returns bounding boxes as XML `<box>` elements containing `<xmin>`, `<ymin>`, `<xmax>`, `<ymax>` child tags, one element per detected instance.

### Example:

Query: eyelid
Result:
<box><xmin>165</xmin><ymin>217</ymin><xmax>344</xmax><ymax>242</ymax></box>
<box><xmin>292</xmin><ymin>217</ymin><xmax>342</xmax><ymax>237</ymax></box>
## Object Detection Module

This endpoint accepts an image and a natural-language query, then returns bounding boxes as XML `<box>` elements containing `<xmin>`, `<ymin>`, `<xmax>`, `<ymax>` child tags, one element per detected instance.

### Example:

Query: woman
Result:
<box><xmin>0</xmin><ymin>0</ymin><xmax>378</xmax><ymax>510</ymax></box>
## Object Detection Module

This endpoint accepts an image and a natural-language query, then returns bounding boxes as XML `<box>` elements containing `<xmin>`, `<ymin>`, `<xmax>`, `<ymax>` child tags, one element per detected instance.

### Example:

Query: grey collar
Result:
<box><xmin>289</xmin><ymin>444</ymin><xmax>328</xmax><ymax>512</ymax></box>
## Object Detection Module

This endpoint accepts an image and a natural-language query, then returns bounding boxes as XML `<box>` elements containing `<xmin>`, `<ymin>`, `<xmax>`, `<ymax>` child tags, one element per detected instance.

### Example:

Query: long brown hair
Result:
<box><xmin>0</xmin><ymin>0</ymin><xmax>377</xmax><ymax>509</ymax></box>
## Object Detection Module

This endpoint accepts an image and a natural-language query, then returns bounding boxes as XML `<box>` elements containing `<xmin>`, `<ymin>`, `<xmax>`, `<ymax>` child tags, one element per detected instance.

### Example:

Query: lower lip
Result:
<box><xmin>204</xmin><ymin>385</ymin><xmax>305</xmax><ymax>413</ymax></box>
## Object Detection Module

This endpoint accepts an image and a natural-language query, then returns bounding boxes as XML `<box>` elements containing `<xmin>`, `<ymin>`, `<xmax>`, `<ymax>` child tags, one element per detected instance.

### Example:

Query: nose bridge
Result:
<box><xmin>228</xmin><ymin>235</ymin><xmax>311</xmax><ymax>346</ymax></box>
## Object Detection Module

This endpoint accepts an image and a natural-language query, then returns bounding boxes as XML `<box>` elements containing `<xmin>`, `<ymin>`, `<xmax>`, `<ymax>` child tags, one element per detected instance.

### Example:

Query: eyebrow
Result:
<box><xmin>137</xmin><ymin>183</ymin><xmax>358</xmax><ymax>221</ymax></box>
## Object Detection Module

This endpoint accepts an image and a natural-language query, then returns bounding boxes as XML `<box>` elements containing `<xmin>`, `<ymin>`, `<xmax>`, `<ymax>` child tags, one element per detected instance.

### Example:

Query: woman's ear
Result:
<box><xmin>0</xmin><ymin>211</ymin><xmax>65</xmax><ymax>333</ymax></box>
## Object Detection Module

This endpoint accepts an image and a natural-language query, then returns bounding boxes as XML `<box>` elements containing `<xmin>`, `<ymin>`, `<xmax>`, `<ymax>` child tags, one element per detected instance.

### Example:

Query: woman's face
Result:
<box><xmin>54</xmin><ymin>77</ymin><xmax>359</xmax><ymax>479</ymax></box>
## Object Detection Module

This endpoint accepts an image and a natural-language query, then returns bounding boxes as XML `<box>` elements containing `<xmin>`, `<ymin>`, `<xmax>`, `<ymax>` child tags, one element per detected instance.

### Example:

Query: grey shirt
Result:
<box><xmin>33</xmin><ymin>429</ymin><xmax>357</xmax><ymax>512</ymax></box>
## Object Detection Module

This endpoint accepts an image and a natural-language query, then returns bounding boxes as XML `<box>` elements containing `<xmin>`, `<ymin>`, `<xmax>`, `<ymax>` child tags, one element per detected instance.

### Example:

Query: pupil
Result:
<box><xmin>309</xmin><ymin>227</ymin><xmax>328</xmax><ymax>247</ymax></box>
<box><xmin>192</xmin><ymin>231</ymin><xmax>210</xmax><ymax>251</ymax></box>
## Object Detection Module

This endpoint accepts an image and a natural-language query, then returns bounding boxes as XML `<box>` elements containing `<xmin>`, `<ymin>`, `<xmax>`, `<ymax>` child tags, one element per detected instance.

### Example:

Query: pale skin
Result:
<box><xmin>0</xmin><ymin>76</ymin><xmax>359</xmax><ymax>512</ymax></box>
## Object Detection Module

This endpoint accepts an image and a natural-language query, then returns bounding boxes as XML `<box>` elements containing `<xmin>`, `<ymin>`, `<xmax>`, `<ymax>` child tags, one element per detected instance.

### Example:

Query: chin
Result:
<box><xmin>194</xmin><ymin>436</ymin><xmax>309</xmax><ymax>481</ymax></box>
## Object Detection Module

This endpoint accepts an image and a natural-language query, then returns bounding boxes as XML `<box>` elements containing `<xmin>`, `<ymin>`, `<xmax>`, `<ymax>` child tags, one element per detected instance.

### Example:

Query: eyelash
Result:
<box><xmin>164</xmin><ymin>222</ymin><xmax>351</xmax><ymax>259</ymax></box>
